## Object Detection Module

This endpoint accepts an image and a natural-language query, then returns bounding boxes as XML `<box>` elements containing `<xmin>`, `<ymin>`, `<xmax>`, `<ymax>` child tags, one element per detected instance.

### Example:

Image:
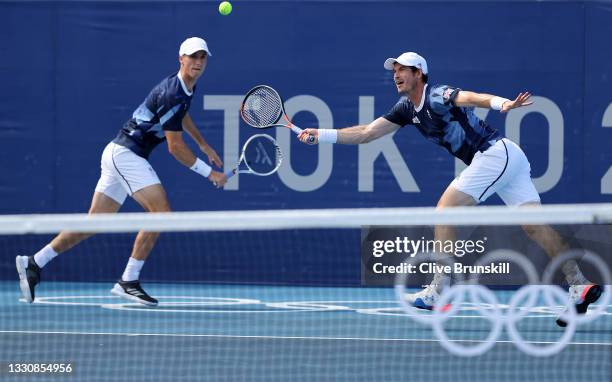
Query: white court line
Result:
<box><xmin>357</xmin><ymin>306</ymin><xmax>612</xmax><ymax>318</ymax></box>
<box><xmin>20</xmin><ymin>296</ymin><xmax>612</xmax><ymax>316</ymax></box>
<box><xmin>0</xmin><ymin>330</ymin><xmax>610</xmax><ymax>347</ymax></box>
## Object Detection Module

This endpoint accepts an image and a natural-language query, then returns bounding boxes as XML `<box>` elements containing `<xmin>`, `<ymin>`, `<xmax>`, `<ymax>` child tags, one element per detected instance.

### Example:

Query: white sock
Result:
<box><xmin>33</xmin><ymin>245</ymin><xmax>58</xmax><ymax>268</ymax></box>
<box><xmin>122</xmin><ymin>258</ymin><xmax>145</xmax><ymax>282</ymax></box>
<box><xmin>562</xmin><ymin>260</ymin><xmax>589</xmax><ymax>286</ymax></box>
<box><xmin>431</xmin><ymin>272</ymin><xmax>450</xmax><ymax>293</ymax></box>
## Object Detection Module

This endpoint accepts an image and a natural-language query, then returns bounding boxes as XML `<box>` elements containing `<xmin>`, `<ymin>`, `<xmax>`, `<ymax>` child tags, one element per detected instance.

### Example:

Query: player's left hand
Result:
<box><xmin>501</xmin><ymin>92</ymin><xmax>533</xmax><ymax>113</ymax></box>
<box><xmin>201</xmin><ymin>145</ymin><xmax>223</xmax><ymax>167</ymax></box>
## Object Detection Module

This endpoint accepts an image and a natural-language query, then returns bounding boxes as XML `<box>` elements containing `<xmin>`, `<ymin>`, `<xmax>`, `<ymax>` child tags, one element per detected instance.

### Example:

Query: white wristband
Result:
<box><xmin>317</xmin><ymin>129</ymin><xmax>338</xmax><ymax>144</ymax></box>
<box><xmin>490</xmin><ymin>96</ymin><xmax>510</xmax><ymax>111</ymax></box>
<box><xmin>190</xmin><ymin>158</ymin><xmax>212</xmax><ymax>178</ymax></box>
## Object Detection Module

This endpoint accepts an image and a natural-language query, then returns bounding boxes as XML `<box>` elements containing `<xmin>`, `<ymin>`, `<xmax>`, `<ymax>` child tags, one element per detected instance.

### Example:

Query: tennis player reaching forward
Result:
<box><xmin>298</xmin><ymin>52</ymin><xmax>601</xmax><ymax>325</ymax></box>
<box><xmin>16</xmin><ymin>37</ymin><xmax>227</xmax><ymax>306</ymax></box>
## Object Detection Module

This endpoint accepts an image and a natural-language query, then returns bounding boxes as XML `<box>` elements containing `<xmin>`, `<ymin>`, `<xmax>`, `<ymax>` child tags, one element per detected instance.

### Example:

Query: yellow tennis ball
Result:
<box><xmin>219</xmin><ymin>1</ymin><xmax>232</xmax><ymax>16</ymax></box>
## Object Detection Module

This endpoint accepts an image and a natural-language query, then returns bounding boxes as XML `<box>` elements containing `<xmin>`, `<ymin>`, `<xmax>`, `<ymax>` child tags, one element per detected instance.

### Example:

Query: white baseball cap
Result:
<box><xmin>179</xmin><ymin>37</ymin><xmax>212</xmax><ymax>56</ymax></box>
<box><xmin>383</xmin><ymin>52</ymin><xmax>427</xmax><ymax>74</ymax></box>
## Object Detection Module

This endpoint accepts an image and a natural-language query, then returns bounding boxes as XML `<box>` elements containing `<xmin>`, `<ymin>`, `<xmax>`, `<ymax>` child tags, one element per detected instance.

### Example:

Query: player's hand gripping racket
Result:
<box><xmin>225</xmin><ymin>133</ymin><xmax>283</xmax><ymax>179</ymax></box>
<box><xmin>240</xmin><ymin>85</ymin><xmax>316</xmax><ymax>143</ymax></box>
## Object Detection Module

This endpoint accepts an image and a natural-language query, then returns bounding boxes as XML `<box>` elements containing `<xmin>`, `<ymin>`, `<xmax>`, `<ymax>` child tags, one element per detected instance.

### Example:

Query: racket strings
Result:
<box><xmin>243</xmin><ymin>135</ymin><xmax>282</xmax><ymax>175</ymax></box>
<box><xmin>241</xmin><ymin>87</ymin><xmax>283</xmax><ymax>127</ymax></box>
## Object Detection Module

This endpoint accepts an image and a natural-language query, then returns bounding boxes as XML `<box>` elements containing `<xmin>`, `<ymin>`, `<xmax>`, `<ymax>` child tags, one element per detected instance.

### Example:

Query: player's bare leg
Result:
<box><xmin>434</xmin><ymin>185</ymin><xmax>477</xmax><ymax>248</ymax></box>
<box><xmin>130</xmin><ymin>183</ymin><xmax>171</xmax><ymax>260</ymax></box>
<box><xmin>111</xmin><ymin>184</ymin><xmax>171</xmax><ymax>306</ymax></box>
<box><xmin>50</xmin><ymin>192</ymin><xmax>122</xmax><ymax>253</ymax></box>
<box><xmin>433</xmin><ymin>186</ymin><xmax>476</xmax><ymax>285</ymax></box>
<box><xmin>519</xmin><ymin>201</ymin><xmax>569</xmax><ymax>257</ymax></box>
<box><xmin>519</xmin><ymin>201</ymin><xmax>602</xmax><ymax>326</ymax></box>
<box><xmin>16</xmin><ymin>192</ymin><xmax>121</xmax><ymax>303</ymax></box>
<box><xmin>404</xmin><ymin>186</ymin><xmax>476</xmax><ymax>309</ymax></box>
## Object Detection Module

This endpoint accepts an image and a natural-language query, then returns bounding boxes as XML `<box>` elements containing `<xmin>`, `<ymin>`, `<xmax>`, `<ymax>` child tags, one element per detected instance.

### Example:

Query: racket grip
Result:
<box><xmin>290</xmin><ymin>125</ymin><xmax>303</xmax><ymax>135</ymax></box>
<box><xmin>225</xmin><ymin>169</ymin><xmax>236</xmax><ymax>179</ymax></box>
<box><xmin>291</xmin><ymin>125</ymin><xmax>316</xmax><ymax>144</ymax></box>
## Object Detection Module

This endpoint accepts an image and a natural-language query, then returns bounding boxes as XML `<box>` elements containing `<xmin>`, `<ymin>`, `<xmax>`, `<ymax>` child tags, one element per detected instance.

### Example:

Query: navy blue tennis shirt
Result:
<box><xmin>113</xmin><ymin>72</ymin><xmax>194</xmax><ymax>159</ymax></box>
<box><xmin>383</xmin><ymin>84</ymin><xmax>502</xmax><ymax>165</ymax></box>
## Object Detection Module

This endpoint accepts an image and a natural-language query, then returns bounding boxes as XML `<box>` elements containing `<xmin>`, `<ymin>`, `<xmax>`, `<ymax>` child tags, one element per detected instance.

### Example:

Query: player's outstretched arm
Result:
<box><xmin>182</xmin><ymin>113</ymin><xmax>223</xmax><ymax>167</ymax></box>
<box><xmin>165</xmin><ymin>130</ymin><xmax>227</xmax><ymax>188</ymax></box>
<box><xmin>454</xmin><ymin>91</ymin><xmax>533</xmax><ymax>112</ymax></box>
<box><xmin>298</xmin><ymin>117</ymin><xmax>400</xmax><ymax>145</ymax></box>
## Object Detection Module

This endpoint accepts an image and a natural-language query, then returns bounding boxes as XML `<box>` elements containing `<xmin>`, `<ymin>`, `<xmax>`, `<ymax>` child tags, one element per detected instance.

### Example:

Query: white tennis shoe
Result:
<box><xmin>111</xmin><ymin>280</ymin><xmax>158</xmax><ymax>306</ymax></box>
<box><xmin>556</xmin><ymin>284</ymin><xmax>602</xmax><ymax>327</ymax></box>
<box><xmin>404</xmin><ymin>284</ymin><xmax>440</xmax><ymax>310</ymax></box>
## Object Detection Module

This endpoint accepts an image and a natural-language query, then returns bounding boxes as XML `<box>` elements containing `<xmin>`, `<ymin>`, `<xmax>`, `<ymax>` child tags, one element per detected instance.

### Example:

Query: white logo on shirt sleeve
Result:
<box><xmin>443</xmin><ymin>88</ymin><xmax>454</xmax><ymax>103</ymax></box>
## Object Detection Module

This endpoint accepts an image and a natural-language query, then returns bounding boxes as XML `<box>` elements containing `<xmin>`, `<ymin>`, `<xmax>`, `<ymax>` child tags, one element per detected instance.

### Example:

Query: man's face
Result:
<box><xmin>180</xmin><ymin>51</ymin><xmax>208</xmax><ymax>79</ymax></box>
<box><xmin>392</xmin><ymin>63</ymin><xmax>420</xmax><ymax>95</ymax></box>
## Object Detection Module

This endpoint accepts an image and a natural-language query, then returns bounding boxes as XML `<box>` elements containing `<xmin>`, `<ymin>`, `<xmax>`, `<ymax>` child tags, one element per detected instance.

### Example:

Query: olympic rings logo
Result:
<box><xmin>394</xmin><ymin>249</ymin><xmax>611</xmax><ymax>357</ymax></box>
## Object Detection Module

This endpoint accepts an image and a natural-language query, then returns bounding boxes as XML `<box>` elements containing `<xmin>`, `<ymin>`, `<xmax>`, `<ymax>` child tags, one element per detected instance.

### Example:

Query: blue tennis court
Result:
<box><xmin>2</xmin><ymin>281</ymin><xmax>610</xmax><ymax>381</ymax></box>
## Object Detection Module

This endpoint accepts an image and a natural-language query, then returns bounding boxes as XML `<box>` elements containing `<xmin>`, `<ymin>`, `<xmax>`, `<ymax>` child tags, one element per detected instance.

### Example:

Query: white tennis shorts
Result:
<box><xmin>450</xmin><ymin>138</ymin><xmax>541</xmax><ymax>206</ymax></box>
<box><xmin>94</xmin><ymin>142</ymin><xmax>161</xmax><ymax>204</ymax></box>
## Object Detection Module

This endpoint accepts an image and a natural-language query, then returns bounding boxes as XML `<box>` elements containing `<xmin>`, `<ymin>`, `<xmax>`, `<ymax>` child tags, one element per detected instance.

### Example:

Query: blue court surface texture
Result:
<box><xmin>1</xmin><ymin>281</ymin><xmax>610</xmax><ymax>381</ymax></box>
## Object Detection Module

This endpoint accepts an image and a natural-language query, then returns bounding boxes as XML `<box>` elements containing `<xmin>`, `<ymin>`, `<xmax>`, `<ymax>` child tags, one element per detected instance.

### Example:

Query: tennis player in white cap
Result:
<box><xmin>299</xmin><ymin>52</ymin><xmax>601</xmax><ymax>326</ymax></box>
<box><xmin>16</xmin><ymin>37</ymin><xmax>227</xmax><ymax>306</ymax></box>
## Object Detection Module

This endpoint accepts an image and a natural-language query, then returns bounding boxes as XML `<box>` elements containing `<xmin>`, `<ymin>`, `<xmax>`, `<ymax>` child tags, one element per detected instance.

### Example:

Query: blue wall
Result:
<box><xmin>1</xmin><ymin>1</ymin><xmax>611</xmax><ymax>214</ymax></box>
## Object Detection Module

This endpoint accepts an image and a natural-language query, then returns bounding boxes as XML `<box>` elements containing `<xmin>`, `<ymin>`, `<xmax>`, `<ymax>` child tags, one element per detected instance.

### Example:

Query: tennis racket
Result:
<box><xmin>240</xmin><ymin>85</ymin><xmax>316</xmax><ymax>143</ymax></box>
<box><xmin>225</xmin><ymin>133</ymin><xmax>283</xmax><ymax>179</ymax></box>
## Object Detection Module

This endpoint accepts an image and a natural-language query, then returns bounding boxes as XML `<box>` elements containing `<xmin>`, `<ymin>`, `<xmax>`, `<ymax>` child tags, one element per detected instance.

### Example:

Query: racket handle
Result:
<box><xmin>290</xmin><ymin>124</ymin><xmax>316</xmax><ymax>144</ymax></box>
<box><xmin>290</xmin><ymin>125</ymin><xmax>303</xmax><ymax>135</ymax></box>
<box><xmin>225</xmin><ymin>169</ymin><xmax>236</xmax><ymax>179</ymax></box>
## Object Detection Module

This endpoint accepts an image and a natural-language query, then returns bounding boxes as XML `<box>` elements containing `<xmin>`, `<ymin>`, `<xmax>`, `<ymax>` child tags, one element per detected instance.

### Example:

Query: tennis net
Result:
<box><xmin>1</xmin><ymin>204</ymin><xmax>610</xmax><ymax>381</ymax></box>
